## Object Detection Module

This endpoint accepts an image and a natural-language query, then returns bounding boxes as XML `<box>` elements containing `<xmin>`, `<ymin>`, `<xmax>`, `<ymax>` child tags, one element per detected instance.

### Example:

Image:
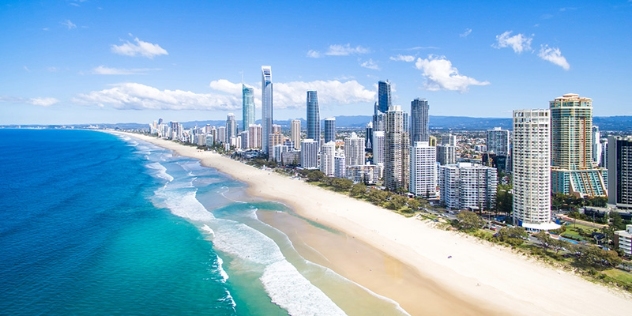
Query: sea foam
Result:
<box><xmin>145</xmin><ymin>162</ymin><xmax>174</xmax><ymax>182</ymax></box>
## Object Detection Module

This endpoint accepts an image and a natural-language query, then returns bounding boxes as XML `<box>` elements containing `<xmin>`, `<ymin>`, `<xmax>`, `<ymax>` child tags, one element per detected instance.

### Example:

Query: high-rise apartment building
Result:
<box><xmin>226</xmin><ymin>113</ymin><xmax>237</xmax><ymax>142</ymax></box>
<box><xmin>384</xmin><ymin>105</ymin><xmax>410</xmax><ymax>191</ymax></box>
<box><xmin>344</xmin><ymin>132</ymin><xmax>365</xmax><ymax>167</ymax></box>
<box><xmin>439</xmin><ymin>162</ymin><xmax>497</xmax><ymax>210</ymax></box>
<box><xmin>436</xmin><ymin>145</ymin><xmax>456</xmax><ymax>165</ymax></box>
<box><xmin>268</xmin><ymin>133</ymin><xmax>284</xmax><ymax>161</ymax></box>
<box><xmin>306</xmin><ymin>91</ymin><xmax>320</xmax><ymax>142</ymax></box>
<box><xmin>592</xmin><ymin>126</ymin><xmax>601</xmax><ymax>166</ymax></box>
<box><xmin>372</xmin><ymin>131</ymin><xmax>385</xmax><ymax>166</ymax></box>
<box><xmin>272</xmin><ymin>124</ymin><xmax>282</xmax><ymax>134</ymax></box>
<box><xmin>550</xmin><ymin>93</ymin><xmax>607</xmax><ymax>196</ymax></box>
<box><xmin>240</xmin><ymin>130</ymin><xmax>249</xmax><ymax>150</ymax></box>
<box><xmin>301</xmin><ymin>139</ymin><xmax>319</xmax><ymax>169</ymax></box>
<box><xmin>410</xmin><ymin>98</ymin><xmax>430</xmax><ymax>143</ymax></box>
<box><xmin>242</xmin><ymin>85</ymin><xmax>255</xmax><ymax>129</ymax></box>
<box><xmin>324</xmin><ymin>117</ymin><xmax>336</xmax><ymax>143</ymax></box>
<box><xmin>441</xmin><ymin>134</ymin><xmax>457</xmax><ymax>146</ymax></box>
<box><xmin>261</xmin><ymin>66</ymin><xmax>273</xmax><ymax>156</ymax></box>
<box><xmin>600</xmin><ymin>138</ymin><xmax>608</xmax><ymax>168</ymax></box>
<box><xmin>248</xmin><ymin>124</ymin><xmax>262</xmax><ymax>149</ymax></box>
<box><xmin>608</xmin><ymin>136</ymin><xmax>632</xmax><ymax>209</ymax></box>
<box><xmin>291</xmin><ymin>120</ymin><xmax>301</xmax><ymax>150</ymax></box>
<box><xmin>365</xmin><ymin>122</ymin><xmax>373</xmax><ymax>150</ymax></box>
<box><xmin>487</xmin><ymin>127</ymin><xmax>510</xmax><ymax>156</ymax></box>
<box><xmin>217</xmin><ymin>126</ymin><xmax>226</xmax><ymax>144</ymax></box>
<box><xmin>320</xmin><ymin>141</ymin><xmax>336</xmax><ymax>177</ymax></box>
<box><xmin>513</xmin><ymin>109</ymin><xmax>557</xmax><ymax>230</ymax></box>
<box><xmin>334</xmin><ymin>154</ymin><xmax>346</xmax><ymax>178</ymax></box>
<box><xmin>410</xmin><ymin>141</ymin><xmax>437</xmax><ymax>197</ymax></box>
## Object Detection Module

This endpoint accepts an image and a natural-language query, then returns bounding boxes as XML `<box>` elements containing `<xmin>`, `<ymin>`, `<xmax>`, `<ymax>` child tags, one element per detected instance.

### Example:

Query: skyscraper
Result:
<box><xmin>410</xmin><ymin>141</ymin><xmax>437</xmax><ymax>197</ymax></box>
<box><xmin>301</xmin><ymin>139</ymin><xmax>319</xmax><ymax>169</ymax></box>
<box><xmin>365</xmin><ymin>122</ymin><xmax>373</xmax><ymax>150</ymax></box>
<box><xmin>513</xmin><ymin>109</ymin><xmax>557</xmax><ymax>230</ymax></box>
<box><xmin>592</xmin><ymin>125</ymin><xmax>601</xmax><ymax>166</ymax></box>
<box><xmin>410</xmin><ymin>98</ymin><xmax>430</xmax><ymax>143</ymax></box>
<box><xmin>384</xmin><ymin>105</ymin><xmax>410</xmax><ymax>191</ymax></box>
<box><xmin>324</xmin><ymin>117</ymin><xmax>336</xmax><ymax>143</ymax></box>
<box><xmin>608</xmin><ymin>136</ymin><xmax>632</xmax><ymax>209</ymax></box>
<box><xmin>377</xmin><ymin>80</ymin><xmax>392</xmax><ymax>114</ymax></box>
<box><xmin>291</xmin><ymin>120</ymin><xmax>301</xmax><ymax>150</ymax></box>
<box><xmin>372</xmin><ymin>131</ymin><xmax>385</xmax><ymax>166</ymax></box>
<box><xmin>487</xmin><ymin>127</ymin><xmax>510</xmax><ymax>156</ymax></box>
<box><xmin>344</xmin><ymin>132</ymin><xmax>365</xmax><ymax>166</ymax></box>
<box><xmin>306</xmin><ymin>91</ymin><xmax>320</xmax><ymax>142</ymax></box>
<box><xmin>261</xmin><ymin>66</ymin><xmax>273</xmax><ymax>156</ymax></box>
<box><xmin>439</xmin><ymin>162</ymin><xmax>497</xmax><ymax>210</ymax></box>
<box><xmin>226</xmin><ymin>113</ymin><xmax>236</xmax><ymax>143</ymax></box>
<box><xmin>550</xmin><ymin>93</ymin><xmax>607</xmax><ymax>196</ymax></box>
<box><xmin>320</xmin><ymin>141</ymin><xmax>336</xmax><ymax>177</ymax></box>
<box><xmin>248</xmin><ymin>124</ymin><xmax>262</xmax><ymax>149</ymax></box>
<box><xmin>242</xmin><ymin>85</ymin><xmax>255</xmax><ymax>129</ymax></box>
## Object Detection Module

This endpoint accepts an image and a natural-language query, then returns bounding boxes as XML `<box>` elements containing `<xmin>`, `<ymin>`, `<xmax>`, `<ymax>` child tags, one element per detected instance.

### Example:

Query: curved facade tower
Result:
<box><xmin>261</xmin><ymin>66</ymin><xmax>273</xmax><ymax>155</ymax></box>
<box><xmin>306</xmin><ymin>91</ymin><xmax>320</xmax><ymax>142</ymax></box>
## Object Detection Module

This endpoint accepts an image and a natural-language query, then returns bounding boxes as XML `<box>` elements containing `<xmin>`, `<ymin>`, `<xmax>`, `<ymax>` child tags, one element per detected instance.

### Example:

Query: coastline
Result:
<box><xmin>121</xmin><ymin>132</ymin><xmax>632</xmax><ymax>315</ymax></box>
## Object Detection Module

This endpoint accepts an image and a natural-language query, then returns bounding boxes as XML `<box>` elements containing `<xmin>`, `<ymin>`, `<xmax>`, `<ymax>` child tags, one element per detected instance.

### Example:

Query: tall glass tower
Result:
<box><xmin>261</xmin><ymin>66</ymin><xmax>273</xmax><ymax>155</ymax></box>
<box><xmin>242</xmin><ymin>84</ymin><xmax>255</xmax><ymax>129</ymax></box>
<box><xmin>377</xmin><ymin>80</ymin><xmax>391</xmax><ymax>114</ymax></box>
<box><xmin>410</xmin><ymin>98</ymin><xmax>429</xmax><ymax>143</ymax></box>
<box><xmin>324</xmin><ymin>117</ymin><xmax>336</xmax><ymax>143</ymax></box>
<box><xmin>306</xmin><ymin>91</ymin><xmax>320</xmax><ymax>142</ymax></box>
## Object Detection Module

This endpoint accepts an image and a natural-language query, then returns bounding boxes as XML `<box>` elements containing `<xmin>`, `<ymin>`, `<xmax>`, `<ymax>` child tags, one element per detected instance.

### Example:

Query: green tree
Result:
<box><xmin>350</xmin><ymin>183</ymin><xmax>367</xmax><ymax>198</ymax></box>
<box><xmin>332</xmin><ymin>178</ymin><xmax>353</xmax><ymax>192</ymax></box>
<box><xmin>306</xmin><ymin>170</ymin><xmax>325</xmax><ymax>182</ymax></box>
<box><xmin>456</xmin><ymin>211</ymin><xmax>485</xmax><ymax>232</ymax></box>
<box><xmin>575</xmin><ymin>245</ymin><xmax>622</xmax><ymax>270</ymax></box>
<box><xmin>610</xmin><ymin>211</ymin><xmax>625</xmax><ymax>230</ymax></box>
<box><xmin>407</xmin><ymin>198</ymin><xmax>421</xmax><ymax>212</ymax></box>
<box><xmin>495</xmin><ymin>185</ymin><xmax>513</xmax><ymax>214</ymax></box>
<box><xmin>496</xmin><ymin>226</ymin><xmax>528</xmax><ymax>247</ymax></box>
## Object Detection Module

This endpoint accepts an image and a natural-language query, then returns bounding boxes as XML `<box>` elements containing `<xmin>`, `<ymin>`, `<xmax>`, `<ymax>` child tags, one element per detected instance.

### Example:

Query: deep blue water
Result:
<box><xmin>0</xmin><ymin>129</ymin><xmax>407</xmax><ymax>316</ymax></box>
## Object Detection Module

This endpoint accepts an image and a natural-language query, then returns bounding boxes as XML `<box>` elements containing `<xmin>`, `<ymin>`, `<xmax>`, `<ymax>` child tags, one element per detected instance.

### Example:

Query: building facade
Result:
<box><xmin>261</xmin><ymin>66</ymin><xmax>273</xmax><ymax>156</ymax></box>
<box><xmin>608</xmin><ymin>136</ymin><xmax>632</xmax><ymax>209</ymax></box>
<box><xmin>384</xmin><ymin>105</ymin><xmax>410</xmax><ymax>191</ymax></box>
<box><xmin>242</xmin><ymin>84</ymin><xmax>255</xmax><ymax>129</ymax></box>
<box><xmin>226</xmin><ymin>113</ymin><xmax>237</xmax><ymax>143</ymax></box>
<box><xmin>248</xmin><ymin>124</ymin><xmax>262</xmax><ymax>149</ymax></box>
<box><xmin>344</xmin><ymin>132</ymin><xmax>365</xmax><ymax>167</ymax></box>
<box><xmin>513</xmin><ymin>109</ymin><xmax>557</xmax><ymax>229</ymax></box>
<box><xmin>410</xmin><ymin>98</ymin><xmax>430</xmax><ymax>143</ymax></box>
<box><xmin>487</xmin><ymin>127</ymin><xmax>510</xmax><ymax>156</ymax></box>
<box><xmin>372</xmin><ymin>131</ymin><xmax>385</xmax><ymax>166</ymax></box>
<box><xmin>377</xmin><ymin>80</ymin><xmax>392</xmax><ymax>114</ymax></box>
<box><xmin>439</xmin><ymin>162</ymin><xmax>497</xmax><ymax>210</ymax></box>
<box><xmin>324</xmin><ymin>117</ymin><xmax>336</xmax><ymax>143</ymax></box>
<box><xmin>409</xmin><ymin>141</ymin><xmax>437</xmax><ymax>197</ymax></box>
<box><xmin>320</xmin><ymin>141</ymin><xmax>336</xmax><ymax>177</ymax></box>
<box><xmin>436</xmin><ymin>145</ymin><xmax>456</xmax><ymax>165</ymax></box>
<box><xmin>306</xmin><ymin>91</ymin><xmax>320</xmax><ymax>142</ymax></box>
<box><xmin>301</xmin><ymin>139</ymin><xmax>319</xmax><ymax>169</ymax></box>
<box><xmin>291</xmin><ymin>119</ymin><xmax>301</xmax><ymax>150</ymax></box>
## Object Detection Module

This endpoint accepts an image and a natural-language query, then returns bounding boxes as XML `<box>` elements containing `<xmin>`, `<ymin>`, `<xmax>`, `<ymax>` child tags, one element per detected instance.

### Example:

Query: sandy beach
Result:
<box><xmin>124</xmin><ymin>132</ymin><xmax>631</xmax><ymax>315</ymax></box>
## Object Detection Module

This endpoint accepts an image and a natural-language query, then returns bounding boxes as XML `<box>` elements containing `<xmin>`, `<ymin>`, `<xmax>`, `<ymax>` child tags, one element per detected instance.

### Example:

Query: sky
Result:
<box><xmin>1</xmin><ymin>0</ymin><xmax>631</xmax><ymax>125</ymax></box>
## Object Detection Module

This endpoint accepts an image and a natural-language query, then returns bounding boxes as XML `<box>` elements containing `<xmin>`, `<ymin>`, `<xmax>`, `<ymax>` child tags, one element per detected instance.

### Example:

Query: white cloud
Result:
<box><xmin>74</xmin><ymin>83</ymin><xmax>240</xmax><ymax>110</ymax></box>
<box><xmin>61</xmin><ymin>20</ymin><xmax>76</xmax><ymax>29</ymax></box>
<box><xmin>360</xmin><ymin>59</ymin><xmax>380</xmax><ymax>70</ymax></box>
<box><xmin>111</xmin><ymin>38</ymin><xmax>168</xmax><ymax>59</ymax></box>
<box><xmin>29</xmin><ymin>97</ymin><xmax>59</xmax><ymax>107</ymax></box>
<box><xmin>390</xmin><ymin>55</ymin><xmax>415</xmax><ymax>62</ymax></box>
<box><xmin>460</xmin><ymin>28</ymin><xmax>472</xmax><ymax>37</ymax></box>
<box><xmin>414</xmin><ymin>55</ymin><xmax>490</xmax><ymax>92</ymax></box>
<box><xmin>306</xmin><ymin>50</ymin><xmax>321</xmax><ymax>58</ymax></box>
<box><xmin>493</xmin><ymin>31</ymin><xmax>533</xmax><ymax>53</ymax></box>
<box><xmin>325</xmin><ymin>44</ymin><xmax>369</xmax><ymax>56</ymax></box>
<box><xmin>75</xmin><ymin>79</ymin><xmax>375</xmax><ymax>111</ymax></box>
<box><xmin>538</xmin><ymin>45</ymin><xmax>570</xmax><ymax>70</ymax></box>
<box><xmin>92</xmin><ymin>65</ymin><xmax>156</xmax><ymax>75</ymax></box>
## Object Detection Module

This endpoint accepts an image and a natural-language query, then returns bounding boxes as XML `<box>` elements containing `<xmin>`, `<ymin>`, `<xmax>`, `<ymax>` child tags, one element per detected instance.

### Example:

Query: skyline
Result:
<box><xmin>1</xmin><ymin>1</ymin><xmax>632</xmax><ymax>125</ymax></box>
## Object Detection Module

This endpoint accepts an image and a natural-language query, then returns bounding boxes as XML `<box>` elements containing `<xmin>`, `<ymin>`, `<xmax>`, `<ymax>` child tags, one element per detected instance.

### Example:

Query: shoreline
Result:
<box><xmin>121</xmin><ymin>132</ymin><xmax>632</xmax><ymax>315</ymax></box>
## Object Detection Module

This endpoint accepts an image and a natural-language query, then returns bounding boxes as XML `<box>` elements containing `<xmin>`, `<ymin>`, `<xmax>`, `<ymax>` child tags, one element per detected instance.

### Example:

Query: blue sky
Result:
<box><xmin>1</xmin><ymin>0</ymin><xmax>631</xmax><ymax>125</ymax></box>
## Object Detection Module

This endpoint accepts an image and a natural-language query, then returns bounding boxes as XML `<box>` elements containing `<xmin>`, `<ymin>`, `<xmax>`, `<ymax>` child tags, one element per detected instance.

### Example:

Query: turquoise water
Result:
<box><xmin>0</xmin><ymin>129</ymin><xmax>407</xmax><ymax>315</ymax></box>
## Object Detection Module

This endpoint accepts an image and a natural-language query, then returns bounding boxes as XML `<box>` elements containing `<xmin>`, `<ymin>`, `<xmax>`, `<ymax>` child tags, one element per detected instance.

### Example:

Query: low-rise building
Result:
<box><xmin>615</xmin><ymin>224</ymin><xmax>632</xmax><ymax>256</ymax></box>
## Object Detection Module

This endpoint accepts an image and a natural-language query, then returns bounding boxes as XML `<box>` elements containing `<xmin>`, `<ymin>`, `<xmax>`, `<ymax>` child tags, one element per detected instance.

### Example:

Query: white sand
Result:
<box><xmin>124</xmin><ymin>132</ymin><xmax>631</xmax><ymax>315</ymax></box>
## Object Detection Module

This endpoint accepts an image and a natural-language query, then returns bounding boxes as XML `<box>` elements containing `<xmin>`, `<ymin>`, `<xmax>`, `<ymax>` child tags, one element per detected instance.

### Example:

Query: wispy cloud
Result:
<box><xmin>326</xmin><ymin>44</ymin><xmax>369</xmax><ymax>56</ymax></box>
<box><xmin>360</xmin><ymin>59</ymin><xmax>380</xmax><ymax>70</ymax></box>
<box><xmin>390</xmin><ymin>54</ymin><xmax>415</xmax><ymax>62</ymax></box>
<box><xmin>460</xmin><ymin>28</ymin><xmax>472</xmax><ymax>37</ymax></box>
<box><xmin>29</xmin><ymin>97</ymin><xmax>59</xmax><ymax>107</ymax></box>
<box><xmin>414</xmin><ymin>55</ymin><xmax>490</xmax><ymax>92</ymax></box>
<box><xmin>61</xmin><ymin>20</ymin><xmax>76</xmax><ymax>29</ymax></box>
<box><xmin>306</xmin><ymin>50</ymin><xmax>321</xmax><ymax>58</ymax></box>
<box><xmin>111</xmin><ymin>38</ymin><xmax>168</xmax><ymax>59</ymax></box>
<box><xmin>538</xmin><ymin>45</ymin><xmax>570</xmax><ymax>70</ymax></box>
<box><xmin>74</xmin><ymin>79</ymin><xmax>376</xmax><ymax>111</ymax></box>
<box><xmin>493</xmin><ymin>31</ymin><xmax>533</xmax><ymax>53</ymax></box>
<box><xmin>402</xmin><ymin>46</ymin><xmax>439</xmax><ymax>51</ymax></box>
<box><xmin>23</xmin><ymin>66</ymin><xmax>31</xmax><ymax>72</ymax></box>
<box><xmin>92</xmin><ymin>65</ymin><xmax>157</xmax><ymax>75</ymax></box>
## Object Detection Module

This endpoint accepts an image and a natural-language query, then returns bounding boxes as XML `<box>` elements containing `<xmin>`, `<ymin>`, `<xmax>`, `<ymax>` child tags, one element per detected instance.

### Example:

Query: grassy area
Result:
<box><xmin>602</xmin><ymin>269</ymin><xmax>632</xmax><ymax>290</ymax></box>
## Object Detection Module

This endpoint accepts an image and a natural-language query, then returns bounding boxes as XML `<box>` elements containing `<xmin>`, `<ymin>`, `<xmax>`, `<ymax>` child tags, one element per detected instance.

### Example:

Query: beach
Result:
<box><xmin>125</xmin><ymin>132</ymin><xmax>631</xmax><ymax>315</ymax></box>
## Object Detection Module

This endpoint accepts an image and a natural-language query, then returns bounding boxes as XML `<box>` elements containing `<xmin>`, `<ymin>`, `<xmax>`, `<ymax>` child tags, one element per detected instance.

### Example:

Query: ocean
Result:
<box><xmin>0</xmin><ymin>129</ymin><xmax>406</xmax><ymax>315</ymax></box>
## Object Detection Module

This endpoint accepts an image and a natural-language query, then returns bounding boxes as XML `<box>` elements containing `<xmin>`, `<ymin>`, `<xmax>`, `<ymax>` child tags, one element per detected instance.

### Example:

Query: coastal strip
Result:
<box><xmin>121</xmin><ymin>132</ymin><xmax>632</xmax><ymax>315</ymax></box>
